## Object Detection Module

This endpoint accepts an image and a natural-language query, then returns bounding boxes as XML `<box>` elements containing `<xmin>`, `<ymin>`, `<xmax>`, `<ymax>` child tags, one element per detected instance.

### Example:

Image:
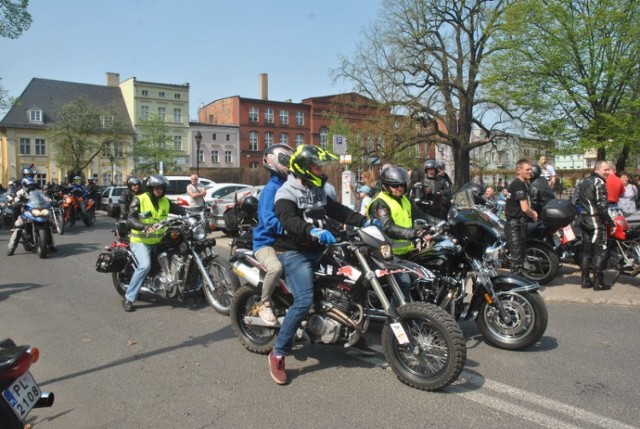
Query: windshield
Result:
<box><xmin>451</xmin><ymin>189</ymin><xmax>475</xmax><ymax>208</ymax></box>
<box><xmin>28</xmin><ymin>190</ymin><xmax>51</xmax><ymax>209</ymax></box>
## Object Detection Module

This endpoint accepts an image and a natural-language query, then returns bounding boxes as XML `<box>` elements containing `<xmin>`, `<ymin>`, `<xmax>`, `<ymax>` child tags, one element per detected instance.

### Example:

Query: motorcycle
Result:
<box><xmin>8</xmin><ymin>190</ymin><xmax>53</xmax><ymax>259</ymax></box>
<box><xmin>229</xmin><ymin>224</ymin><xmax>467</xmax><ymax>391</ymax></box>
<box><xmin>0</xmin><ymin>193</ymin><xmax>13</xmax><ymax>229</ymax></box>
<box><xmin>0</xmin><ymin>338</ymin><xmax>54</xmax><ymax>429</ymax></box>
<box><xmin>96</xmin><ymin>212</ymin><xmax>240</xmax><ymax>315</ymax></box>
<box><xmin>49</xmin><ymin>199</ymin><xmax>64</xmax><ymax>235</ymax></box>
<box><xmin>406</xmin><ymin>190</ymin><xmax>548</xmax><ymax>350</ymax></box>
<box><xmin>62</xmin><ymin>189</ymin><xmax>95</xmax><ymax>227</ymax></box>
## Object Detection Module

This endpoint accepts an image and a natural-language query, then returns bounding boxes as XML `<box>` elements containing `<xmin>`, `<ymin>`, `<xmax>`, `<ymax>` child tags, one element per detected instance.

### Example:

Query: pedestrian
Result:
<box><xmin>605</xmin><ymin>162</ymin><xmax>625</xmax><ymax>207</ymax></box>
<box><xmin>504</xmin><ymin>159</ymin><xmax>538</xmax><ymax>275</ymax></box>
<box><xmin>618</xmin><ymin>173</ymin><xmax>637</xmax><ymax>216</ymax></box>
<box><xmin>186</xmin><ymin>174</ymin><xmax>207</xmax><ymax>207</ymax></box>
<box><xmin>357</xmin><ymin>185</ymin><xmax>373</xmax><ymax>216</ymax></box>
<box><xmin>576</xmin><ymin>160</ymin><xmax>614</xmax><ymax>290</ymax></box>
<box><xmin>539</xmin><ymin>155</ymin><xmax>557</xmax><ymax>190</ymax></box>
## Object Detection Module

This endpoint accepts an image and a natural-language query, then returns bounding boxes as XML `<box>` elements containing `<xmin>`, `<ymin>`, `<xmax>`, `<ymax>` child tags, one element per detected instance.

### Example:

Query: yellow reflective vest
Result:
<box><xmin>370</xmin><ymin>192</ymin><xmax>414</xmax><ymax>255</ymax></box>
<box><xmin>129</xmin><ymin>193</ymin><xmax>170</xmax><ymax>245</ymax></box>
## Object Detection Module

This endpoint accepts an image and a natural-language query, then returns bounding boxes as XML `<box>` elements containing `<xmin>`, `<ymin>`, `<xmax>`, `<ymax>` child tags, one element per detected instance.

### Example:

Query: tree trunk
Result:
<box><xmin>453</xmin><ymin>147</ymin><xmax>471</xmax><ymax>191</ymax></box>
<box><xmin>616</xmin><ymin>144</ymin><xmax>630</xmax><ymax>173</ymax></box>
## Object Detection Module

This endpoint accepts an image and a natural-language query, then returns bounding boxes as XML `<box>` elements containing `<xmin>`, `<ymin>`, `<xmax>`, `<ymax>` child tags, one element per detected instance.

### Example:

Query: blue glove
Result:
<box><xmin>310</xmin><ymin>228</ymin><xmax>336</xmax><ymax>245</ymax></box>
<box><xmin>364</xmin><ymin>218</ymin><xmax>382</xmax><ymax>228</ymax></box>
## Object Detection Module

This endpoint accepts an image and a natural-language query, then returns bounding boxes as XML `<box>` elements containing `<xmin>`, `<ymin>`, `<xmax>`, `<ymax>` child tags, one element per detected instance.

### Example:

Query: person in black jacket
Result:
<box><xmin>529</xmin><ymin>164</ymin><xmax>556</xmax><ymax>213</ymax></box>
<box><xmin>412</xmin><ymin>159</ymin><xmax>452</xmax><ymax>219</ymax></box>
<box><xmin>117</xmin><ymin>176</ymin><xmax>143</xmax><ymax>239</ymax></box>
<box><xmin>576</xmin><ymin>160</ymin><xmax>614</xmax><ymax>290</ymax></box>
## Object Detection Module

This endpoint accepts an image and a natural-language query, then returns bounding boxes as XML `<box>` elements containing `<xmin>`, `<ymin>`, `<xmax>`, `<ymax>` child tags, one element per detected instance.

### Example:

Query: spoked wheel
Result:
<box><xmin>230</xmin><ymin>285</ymin><xmax>278</xmax><ymax>354</ymax></box>
<box><xmin>112</xmin><ymin>261</ymin><xmax>135</xmax><ymax>297</ymax></box>
<box><xmin>381</xmin><ymin>302</ymin><xmax>466</xmax><ymax>391</ymax></box>
<box><xmin>521</xmin><ymin>242</ymin><xmax>560</xmax><ymax>285</ymax></box>
<box><xmin>202</xmin><ymin>257</ymin><xmax>241</xmax><ymax>315</ymax></box>
<box><xmin>477</xmin><ymin>291</ymin><xmax>548</xmax><ymax>350</ymax></box>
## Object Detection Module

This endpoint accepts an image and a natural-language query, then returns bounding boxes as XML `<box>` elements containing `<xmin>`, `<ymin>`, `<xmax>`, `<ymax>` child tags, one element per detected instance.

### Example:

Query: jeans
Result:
<box><xmin>125</xmin><ymin>242</ymin><xmax>153</xmax><ymax>302</ymax></box>
<box><xmin>273</xmin><ymin>251</ymin><xmax>318</xmax><ymax>356</ymax></box>
<box><xmin>255</xmin><ymin>246</ymin><xmax>283</xmax><ymax>304</ymax></box>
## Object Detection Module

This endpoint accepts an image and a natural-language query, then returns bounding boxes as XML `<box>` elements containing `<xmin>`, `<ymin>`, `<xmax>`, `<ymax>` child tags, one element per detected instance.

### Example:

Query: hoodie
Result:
<box><xmin>252</xmin><ymin>174</ymin><xmax>285</xmax><ymax>252</ymax></box>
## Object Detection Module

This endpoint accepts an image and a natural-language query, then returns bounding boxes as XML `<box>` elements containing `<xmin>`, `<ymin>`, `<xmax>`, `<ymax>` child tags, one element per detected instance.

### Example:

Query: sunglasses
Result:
<box><xmin>389</xmin><ymin>183</ymin><xmax>406</xmax><ymax>189</ymax></box>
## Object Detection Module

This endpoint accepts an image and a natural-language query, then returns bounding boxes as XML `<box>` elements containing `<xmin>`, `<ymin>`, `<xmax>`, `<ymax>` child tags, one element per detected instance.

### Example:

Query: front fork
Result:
<box><xmin>470</xmin><ymin>259</ymin><xmax>514</xmax><ymax>325</ymax></box>
<box><xmin>352</xmin><ymin>247</ymin><xmax>402</xmax><ymax>320</ymax></box>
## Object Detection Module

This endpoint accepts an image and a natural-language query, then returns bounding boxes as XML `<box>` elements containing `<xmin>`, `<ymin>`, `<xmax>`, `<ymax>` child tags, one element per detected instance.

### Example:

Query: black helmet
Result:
<box><xmin>289</xmin><ymin>144</ymin><xmax>338</xmax><ymax>188</ymax></box>
<box><xmin>531</xmin><ymin>165</ymin><xmax>542</xmax><ymax>180</ymax></box>
<box><xmin>242</xmin><ymin>195</ymin><xmax>259</xmax><ymax>215</ymax></box>
<box><xmin>437</xmin><ymin>162</ymin><xmax>445</xmax><ymax>171</ymax></box>
<box><xmin>263</xmin><ymin>144</ymin><xmax>294</xmax><ymax>179</ymax></box>
<box><xmin>461</xmin><ymin>182</ymin><xmax>486</xmax><ymax>204</ymax></box>
<box><xmin>22</xmin><ymin>167</ymin><xmax>35</xmax><ymax>178</ymax></box>
<box><xmin>380</xmin><ymin>165</ymin><xmax>409</xmax><ymax>193</ymax></box>
<box><xmin>424</xmin><ymin>159</ymin><xmax>437</xmax><ymax>172</ymax></box>
<box><xmin>127</xmin><ymin>176</ymin><xmax>142</xmax><ymax>191</ymax></box>
<box><xmin>145</xmin><ymin>174</ymin><xmax>169</xmax><ymax>193</ymax></box>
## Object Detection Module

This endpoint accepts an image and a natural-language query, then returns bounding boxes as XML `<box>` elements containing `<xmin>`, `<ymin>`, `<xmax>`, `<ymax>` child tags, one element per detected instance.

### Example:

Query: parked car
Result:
<box><xmin>164</xmin><ymin>175</ymin><xmax>215</xmax><ymax>202</ymax></box>
<box><xmin>101</xmin><ymin>186</ymin><xmax>127</xmax><ymax>218</ymax></box>
<box><xmin>175</xmin><ymin>183</ymin><xmax>248</xmax><ymax>207</ymax></box>
<box><xmin>210</xmin><ymin>186</ymin><xmax>264</xmax><ymax>232</ymax></box>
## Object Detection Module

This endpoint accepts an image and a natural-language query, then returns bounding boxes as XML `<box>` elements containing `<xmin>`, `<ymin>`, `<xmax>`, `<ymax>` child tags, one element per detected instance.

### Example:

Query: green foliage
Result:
<box><xmin>132</xmin><ymin>114</ymin><xmax>179</xmax><ymax>175</ymax></box>
<box><xmin>0</xmin><ymin>0</ymin><xmax>32</xmax><ymax>39</ymax></box>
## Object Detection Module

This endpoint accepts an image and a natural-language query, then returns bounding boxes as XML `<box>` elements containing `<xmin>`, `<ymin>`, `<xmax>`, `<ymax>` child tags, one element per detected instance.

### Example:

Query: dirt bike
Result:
<box><xmin>62</xmin><ymin>189</ymin><xmax>95</xmax><ymax>227</ymax></box>
<box><xmin>0</xmin><ymin>338</ymin><xmax>54</xmax><ymax>429</ymax></box>
<box><xmin>96</xmin><ymin>212</ymin><xmax>240</xmax><ymax>315</ymax></box>
<box><xmin>229</xmin><ymin>225</ymin><xmax>467</xmax><ymax>391</ymax></box>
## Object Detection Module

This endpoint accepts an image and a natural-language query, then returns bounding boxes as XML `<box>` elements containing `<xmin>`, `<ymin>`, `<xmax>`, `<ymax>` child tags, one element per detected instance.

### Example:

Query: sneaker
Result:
<box><xmin>268</xmin><ymin>351</ymin><xmax>287</xmax><ymax>385</ymax></box>
<box><xmin>348</xmin><ymin>337</ymin><xmax>376</xmax><ymax>356</ymax></box>
<box><xmin>258</xmin><ymin>303</ymin><xmax>277</xmax><ymax>326</ymax></box>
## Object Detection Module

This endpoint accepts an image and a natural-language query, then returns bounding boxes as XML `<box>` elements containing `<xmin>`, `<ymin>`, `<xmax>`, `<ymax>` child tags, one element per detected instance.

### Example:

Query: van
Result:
<box><xmin>164</xmin><ymin>175</ymin><xmax>215</xmax><ymax>202</ymax></box>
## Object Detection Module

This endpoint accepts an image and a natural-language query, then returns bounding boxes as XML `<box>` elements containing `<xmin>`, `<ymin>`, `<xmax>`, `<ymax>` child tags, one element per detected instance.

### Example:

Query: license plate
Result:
<box><xmin>2</xmin><ymin>372</ymin><xmax>41</xmax><ymax>421</ymax></box>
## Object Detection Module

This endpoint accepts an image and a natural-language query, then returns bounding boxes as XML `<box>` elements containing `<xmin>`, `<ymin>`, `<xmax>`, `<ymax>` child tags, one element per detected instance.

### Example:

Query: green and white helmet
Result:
<box><xmin>289</xmin><ymin>144</ymin><xmax>338</xmax><ymax>188</ymax></box>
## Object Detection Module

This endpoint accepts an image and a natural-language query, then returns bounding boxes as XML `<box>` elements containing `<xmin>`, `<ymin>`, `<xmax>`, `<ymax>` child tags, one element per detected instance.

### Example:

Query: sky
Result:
<box><xmin>1</xmin><ymin>0</ymin><xmax>382</xmax><ymax>120</ymax></box>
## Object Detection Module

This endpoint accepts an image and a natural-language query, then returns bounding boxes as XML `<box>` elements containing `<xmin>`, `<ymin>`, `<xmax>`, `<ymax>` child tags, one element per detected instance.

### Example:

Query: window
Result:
<box><xmin>35</xmin><ymin>139</ymin><xmax>46</xmax><ymax>156</ymax></box>
<box><xmin>159</xmin><ymin>91</ymin><xmax>165</xmax><ymax>98</ymax></box>
<box><xmin>174</xmin><ymin>135</ymin><xmax>182</xmax><ymax>151</ymax></box>
<box><xmin>28</xmin><ymin>109</ymin><xmax>42</xmax><ymax>123</ymax></box>
<box><xmin>279</xmin><ymin>133</ymin><xmax>289</xmax><ymax>144</ymax></box>
<box><xmin>19</xmin><ymin>138</ymin><xmax>30</xmax><ymax>155</ymax></box>
<box><xmin>211</xmin><ymin>150</ymin><xmax>219</xmax><ymax>163</ymax></box>
<box><xmin>295</xmin><ymin>134</ymin><xmax>304</xmax><ymax>146</ymax></box>
<box><xmin>226</xmin><ymin>134</ymin><xmax>230</xmax><ymax>141</ymax></box>
<box><xmin>35</xmin><ymin>173</ymin><xmax>46</xmax><ymax>188</ymax></box>
<box><xmin>114</xmin><ymin>142</ymin><xmax>124</xmax><ymax>158</ymax></box>
<box><xmin>250</xmin><ymin>162</ymin><xmax>259</xmax><ymax>169</ymax></box>
<box><xmin>173</xmin><ymin>108</ymin><xmax>182</xmax><ymax>123</ymax></box>
<box><xmin>249</xmin><ymin>107</ymin><xmax>259</xmax><ymax>122</ymax></box>
<box><xmin>198</xmin><ymin>148</ymin><xmax>204</xmax><ymax>163</ymax></box>
<box><xmin>265</xmin><ymin>132</ymin><xmax>274</xmax><ymax>147</ymax></box>
<box><xmin>102</xmin><ymin>142</ymin><xmax>111</xmax><ymax>157</ymax></box>
<box><xmin>174</xmin><ymin>93</ymin><xmax>181</xmax><ymax>99</ymax></box>
<box><xmin>320</xmin><ymin>127</ymin><xmax>329</xmax><ymax>149</ymax></box>
<box><xmin>296</xmin><ymin>111</ymin><xmax>304</xmax><ymax>126</ymax></box>
<box><xmin>158</xmin><ymin>107</ymin><xmax>166</xmax><ymax>121</ymax></box>
<box><xmin>141</xmin><ymin>105</ymin><xmax>149</xmax><ymax>120</ymax></box>
<box><xmin>265</xmin><ymin>108</ymin><xmax>274</xmax><ymax>124</ymax></box>
<box><xmin>224</xmin><ymin>151</ymin><xmax>232</xmax><ymax>164</ymax></box>
<box><xmin>279</xmin><ymin>109</ymin><xmax>289</xmax><ymax>125</ymax></box>
<box><xmin>249</xmin><ymin>131</ymin><xmax>259</xmax><ymax>151</ymax></box>
<box><xmin>101</xmin><ymin>116</ymin><xmax>114</xmax><ymax>128</ymax></box>
<box><xmin>212</xmin><ymin>133</ymin><xmax>217</xmax><ymax>140</ymax></box>
<box><xmin>141</xmin><ymin>90</ymin><xmax>148</xmax><ymax>96</ymax></box>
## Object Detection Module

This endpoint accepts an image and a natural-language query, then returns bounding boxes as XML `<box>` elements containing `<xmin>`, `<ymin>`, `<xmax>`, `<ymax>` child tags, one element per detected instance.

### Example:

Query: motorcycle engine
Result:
<box><xmin>154</xmin><ymin>252</ymin><xmax>186</xmax><ymax>298</ymax></box>
<box><xmin>306</xmin><ymin>284</ymin><xmax>356</xmax><ymax>344</ymax></box>
<box><xmin>308</xmin><ymin>314</ymin><xmax>342</xmax><ymax>344</ymax></box>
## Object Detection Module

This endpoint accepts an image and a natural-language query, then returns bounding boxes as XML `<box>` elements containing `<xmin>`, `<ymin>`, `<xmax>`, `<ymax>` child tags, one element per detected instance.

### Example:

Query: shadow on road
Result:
<box><xmin>0</xmin><ymin>282</ymin><xmax>48</xmax><ymax>302</ymax></box>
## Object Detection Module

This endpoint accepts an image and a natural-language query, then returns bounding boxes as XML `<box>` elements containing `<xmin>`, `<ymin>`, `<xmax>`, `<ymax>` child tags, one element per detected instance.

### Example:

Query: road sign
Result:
<box><xmin>333</xmin><ymin>135</ymin><xmax>347</xmax><ymax>155</ymax></box>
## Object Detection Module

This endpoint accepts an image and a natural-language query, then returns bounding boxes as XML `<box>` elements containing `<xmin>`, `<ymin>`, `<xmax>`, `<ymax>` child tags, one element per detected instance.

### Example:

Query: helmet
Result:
<box><xmin>127</xmin><ymin>176</ymin><xmax>142</xmax><ymax>191</ymax></box>
<box><xmin>242</xmin><ymin>195</ymin><xmax>259</xmax><ymax>215</ymax></box>
<box><xmin>437</xmin><ymin>162</ymin><xmax>445</xmax><ymax>171</ymax></box>
<box><xmin>424</xmin><ymin>159</ymin><xmax>437</xmax><ymax>172</ymax></box>
<box><xmin>380</xmin><ymin>166</ymin><xmax>409</xmax><ymax>193</ymax></box>
<box><xmin>531</xmin><ymin>165</ymin><xmax>542</xmax><ymax>180</ymax></box>
<box><xmin>88</xmin><ymin>178</ymin><xmax>96</xmax><ymax>184</ymax></box>
<box><xmin>73</xmin><ymin>176</ymin><xmax>82</xmax><ymax>184</ymax></box>
<box><xmin>22</xmin><ymin>167</ymin><xmax>35</xmax><ymax>178</ymax></box>
<box><xmin>145</xmin><ymin>174</ymin><xmax>169</xmax><ymax>191</ymax></box>
<box><xmin>289</xmin><ymin>144</ymin><xmax>338</xmax><ymax>188</ymax></box>
<box><xmin>359</xmin><ymin>185</ymin><xmax>373</xmax><ymax>197</ymax></box>
<box><xmin>460</xmin><ymin>182</ymin><xmax>486</xmax><ymax>204</ymax></box>
<box><xmin>263</xmin><ymin>144</ymin><xmax>294</xmax><ymax>178</ymax></box>
<box><xmin>21</xmin><ymin>177</ymin><xmax>37</xmax><ymax>191</ymax></box>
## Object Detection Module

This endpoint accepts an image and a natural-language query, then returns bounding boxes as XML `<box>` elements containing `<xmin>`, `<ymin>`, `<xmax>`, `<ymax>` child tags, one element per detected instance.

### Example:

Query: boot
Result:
<box><xmin>580</xmin><ymin>256</ymin><xmax>592</xmax><ymax>289</ymax></box>
<box><xmin>7</xmin><ymin>228</ymin><xmax>21</xmax><ymax>256</ymax></box>
<box><xmin>592</xmin><ymin>256</ymin><xmax>611</xmax><ymax>290</ymax></box>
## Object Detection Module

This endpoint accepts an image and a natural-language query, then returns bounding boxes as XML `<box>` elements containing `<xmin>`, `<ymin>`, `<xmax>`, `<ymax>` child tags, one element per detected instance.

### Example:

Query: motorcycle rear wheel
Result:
<box><xmin>476</xmin><ymin>291</ymin><xmax>548</xmax><ymax>350</ymax></box>
<box><xmin>521</xmin><ymin>242</ymin><xmax>560</xmax><ymax>285</ymax></box>
<box><xmin>381</xmin><ymin>302</ymin><xmax>466</xmax><ymax>391</ymax></box>
<box><xmin>202</xmin><ymin>257</ymin><xmax>240</xmax><ymax>315</ymax></box>
<box><xmin>230</xmin><ymin>285</ymin><xmax>278</xmax><ymax>354</ymax></box>
<box><xmin>36</xmin><ymin>228</ymin><xmax>48</xmax><ymax>259</ymax></box>
<box><xmin>112</xmin><ymin>261</ymin><xmax>135</xmax><ymax>297</ymax></box>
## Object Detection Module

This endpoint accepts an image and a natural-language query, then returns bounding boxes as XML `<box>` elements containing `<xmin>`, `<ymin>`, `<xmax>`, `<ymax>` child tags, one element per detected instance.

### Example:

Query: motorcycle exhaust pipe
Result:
<box><xmin>34</xmin><ymin>392</ymin><xmax>54</xmax><ymax>408</ymax></box>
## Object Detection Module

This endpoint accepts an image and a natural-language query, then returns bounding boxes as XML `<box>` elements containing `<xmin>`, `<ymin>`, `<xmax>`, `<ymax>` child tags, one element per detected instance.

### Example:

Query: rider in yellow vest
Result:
<box><xmin>122</xmin><ymin>174</ymin><xmax>186</xmax><ymax>312</ymax></box>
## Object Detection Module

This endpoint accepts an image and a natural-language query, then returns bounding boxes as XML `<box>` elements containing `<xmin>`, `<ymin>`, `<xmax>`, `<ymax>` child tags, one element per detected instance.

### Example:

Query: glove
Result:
<box><xmin>310</xmin><ymin>228</ymin><xmax>336</xmax><ymax>245</ymax></box>
<box><xmin>364</xmin><ymin>219</ymin><xmax>382</xmax><ymax>228</ymax></box>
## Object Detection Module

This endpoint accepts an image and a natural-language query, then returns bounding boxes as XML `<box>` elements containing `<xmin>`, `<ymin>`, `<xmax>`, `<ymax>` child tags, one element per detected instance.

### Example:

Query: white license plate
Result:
<box><xmin>2</xmin><ymin>371</ymin><xmax>41</xmax><ymax>421</ymax></box>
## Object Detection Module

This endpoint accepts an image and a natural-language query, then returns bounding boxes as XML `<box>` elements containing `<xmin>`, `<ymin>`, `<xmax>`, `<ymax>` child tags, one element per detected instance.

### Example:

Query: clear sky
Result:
<box><xmin>1</xmin><ymin>0</ymin><xmax>382</xmax><ymax>120</ymax></box>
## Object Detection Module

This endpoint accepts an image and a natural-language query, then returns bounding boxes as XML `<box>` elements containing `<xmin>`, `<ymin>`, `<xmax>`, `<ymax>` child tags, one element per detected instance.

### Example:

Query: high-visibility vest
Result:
<box><xmin>370</xmin><ymin>192</ymin><xmax>414</xmax><ymax>255</ymax></box>
<box><xmin>129</xmin><ymin>193</ymin><xmax>170</xmax><ymax>245</ymax></box>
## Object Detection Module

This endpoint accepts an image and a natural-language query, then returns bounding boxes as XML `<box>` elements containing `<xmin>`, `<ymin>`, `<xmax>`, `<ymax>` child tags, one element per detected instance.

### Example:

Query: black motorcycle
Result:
<box><xmin>96</xmin><ymin>212</ymin><xmax>240</xmax><ymax>315</ymax></box>
<box><xmin>0</xmin><ymin>338</ymin><xmax>54</xmax><ymax>429</ymax></box>
<box><xmin>405</xmin><ymin>190</ymin><xmax>548</xmax><ymax>350</ymax></box>
<box><xmin>229</xmin><ymin>225</ymin><xmax>467</xmax><ymax>391</ymax></box>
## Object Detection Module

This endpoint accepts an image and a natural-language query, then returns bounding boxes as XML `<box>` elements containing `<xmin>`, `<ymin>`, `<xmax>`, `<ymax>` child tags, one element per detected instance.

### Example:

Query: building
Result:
<box><xmin>189</xmin><ymin>123</ymin><xmax>240</xmax><ymax>170</ymax></box>
<box><xmin>555</xmin><ymin>154</ymin><xmax>585</xmax><ymax>170</ymax></box>
<box><xmin>0</xmin><ymin>78</ymin><xmax>134</xmax><ymax>186</ymax></box>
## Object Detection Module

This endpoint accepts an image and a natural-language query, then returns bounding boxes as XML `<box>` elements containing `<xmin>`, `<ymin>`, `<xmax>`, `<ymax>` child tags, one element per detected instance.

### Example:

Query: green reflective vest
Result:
<box><xmin>370</xmin><ymin>192</ymin><xmax>414</xmax><ymax>255</ymax></box>
<box><xmin>129</xmin><ymin>193</ymin><xmax>170</xmax><ymax>245</ymax></box>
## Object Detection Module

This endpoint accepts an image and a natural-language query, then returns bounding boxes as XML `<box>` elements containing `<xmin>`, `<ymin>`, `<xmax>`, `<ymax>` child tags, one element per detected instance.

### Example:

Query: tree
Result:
<box><xmin>334</xmin><ymin>0</ymin><xmax>510</xmax><ymax>188</ymax></box>
<box><xmin>485</xmin><ymin>0</ymin><xmax>640</xmax><ymax>167</ymax></box>
<box><xmin>0</xmin><ymin>0</ymin><xmax>32</xmax><ymax>39</ymax></box>
<box><xmin>132</xmin><ymin>114</ymin><xmax>179</xmax><ymax>175</ymax></box>
<box><xmin>48</xmin><ymin>97</ymin><xmax>130</xmax><ymax>176</ymax></box>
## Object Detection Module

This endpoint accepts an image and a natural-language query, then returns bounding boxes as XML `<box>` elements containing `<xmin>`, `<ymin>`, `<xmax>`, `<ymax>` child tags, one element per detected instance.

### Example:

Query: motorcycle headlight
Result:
<box><xmin>32</xmin><ymin>208</ymin><xmax>50</xmax><ymax>217</ymax></box>
<box><xmin>380</xmin><ymin>244</ymin><xmax>393</xmax><ymax>259</ymax></box>
<box><xmin>192</xmin><ymin>225</ymin><xmax>206</xmax><ymax>241</ymax></box>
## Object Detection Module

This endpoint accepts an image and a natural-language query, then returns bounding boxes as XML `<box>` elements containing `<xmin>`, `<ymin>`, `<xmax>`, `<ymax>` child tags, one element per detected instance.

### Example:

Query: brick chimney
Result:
<box><xmin>259</xmin><ymin>73</ymin><xmax>268</xmax><ymax>100</ymax></box>
<box><xmin>106</xmin><ymin>72</ymin><xmax>120</xmax><ymax>87</ymax></box>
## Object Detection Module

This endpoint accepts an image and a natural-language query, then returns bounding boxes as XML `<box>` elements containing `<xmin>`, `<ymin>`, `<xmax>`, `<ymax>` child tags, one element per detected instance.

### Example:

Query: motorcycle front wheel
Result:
<box><xmin>202</xmin><ymin>257</ymin><xmax>240</xmax><ymax>315</ymax></box>
<box><xmin>35</xmin><ymin>228</ymin><xmax>49</xmax><ymax>259</ymax></box>
<box><xmin>476</xmin><ymin>291</ymin><xmax>548</xmax><ymax>350</ymax></box>
<box><xmin>381</xmin><ymin>302</ymin><xmax>466</xmax><ymax>391</ymax></box>
<box><xmin>230</xmin><ymin>285</ymin><xmax>278</xmax><ymax>354</ymax></box>
<box><xmin>521</xmin><ymin>242</ymin><xmax>560</xmax><ymax>285</ymax></box>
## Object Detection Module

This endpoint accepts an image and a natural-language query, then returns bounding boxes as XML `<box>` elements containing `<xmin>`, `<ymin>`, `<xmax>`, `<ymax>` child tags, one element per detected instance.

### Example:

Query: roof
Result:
<box><xmin>0</xmin><ymin>78</ymin><xmax>134</xmax><ymax>132</ymax></box>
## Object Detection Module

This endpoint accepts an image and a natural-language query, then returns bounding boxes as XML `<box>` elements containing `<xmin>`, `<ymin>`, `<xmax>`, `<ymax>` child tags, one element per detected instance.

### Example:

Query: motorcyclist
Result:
<box><xmin>411</xmin><ymin>159</ymin><xmax>452</xmax><ymax>219</ymax></box>
<box><xmin>117</xmin><ymin>176</ymin><xmax>143</xmax><ymax>239</ymax></box>
<box><xmin>122</xmin><ymin>174</ymin><xmax>187</xmax><ymax>312</ymax></box>
<box><xmin>86</xmin><ymin>178</ymin><xmax>100</xmax><ymax>208</ymax></box>
<box><xmin>8</xmin><ymin>177</ymin><xmax>57</xmax><ymax>255</ymax></box>
<box><xmin>68</xmin><ymin>176</ymin><xmax>89</xmax><ymax>225</ymax></box>
<box><xmin>529</xmin><ymin>164</ymin><xmax>555</xmax><ymax>214</ymax></box>
<box><xmin>252</xmin><ymin>144</ymin><xmax>294</xmax><ymax>325</ymax></box>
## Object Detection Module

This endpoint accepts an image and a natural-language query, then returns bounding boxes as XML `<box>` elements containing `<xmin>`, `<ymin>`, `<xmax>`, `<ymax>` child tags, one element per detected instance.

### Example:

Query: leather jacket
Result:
<box><xmin>577</xmin><ymin>172</ymin><xmax>612</xmax><ymax>230</ymax></box>
<box><xmin>529</xmin><ymin>177</ymin><xmax>555</xmax><ymax>213</ymax></box>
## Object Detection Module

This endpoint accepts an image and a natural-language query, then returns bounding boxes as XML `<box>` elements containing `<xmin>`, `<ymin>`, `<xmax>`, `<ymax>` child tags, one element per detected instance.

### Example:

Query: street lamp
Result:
<box><xmin>195</xmin><ymin>130</ymin><xmax>202</xmax><ymax>176</ymax></box>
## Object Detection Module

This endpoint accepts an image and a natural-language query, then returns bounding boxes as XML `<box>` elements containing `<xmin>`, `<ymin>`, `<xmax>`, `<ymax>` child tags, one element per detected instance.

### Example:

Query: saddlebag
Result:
<box><xmin>96</xmin><ymin>248</ymin><xmax>128</xmax><ymax>273</ymax></box>
<box><xmin>541</xmin><ymin>199</ymin><xmax>577</xmax><ymax>229</ymax></box>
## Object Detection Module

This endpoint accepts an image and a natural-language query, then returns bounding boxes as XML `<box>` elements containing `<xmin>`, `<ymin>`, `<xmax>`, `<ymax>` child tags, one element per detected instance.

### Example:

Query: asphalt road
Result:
<box><xmin>1</xmin><ymin>213</ymin><xmax>639</xmax><ymax>428</ymax></box>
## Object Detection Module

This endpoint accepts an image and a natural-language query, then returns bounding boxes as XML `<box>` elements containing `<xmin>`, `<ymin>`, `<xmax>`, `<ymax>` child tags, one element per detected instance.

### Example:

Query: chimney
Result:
<box><xmin>259</xmin><ymin>73</ymin><xmax>268</xmax><ymax>100</ymax></box>
<box><xmin>106</xmin><ymin>72</ymin><xmax>120</xmax><ymax>87</ymax></box>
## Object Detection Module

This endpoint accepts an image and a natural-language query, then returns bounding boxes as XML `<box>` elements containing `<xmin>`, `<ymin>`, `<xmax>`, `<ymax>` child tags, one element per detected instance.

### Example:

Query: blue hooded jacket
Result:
<box><xmin>252</xmin><ymin>174</ymin><xmax>286</xmax><ymax>252</ymax></box>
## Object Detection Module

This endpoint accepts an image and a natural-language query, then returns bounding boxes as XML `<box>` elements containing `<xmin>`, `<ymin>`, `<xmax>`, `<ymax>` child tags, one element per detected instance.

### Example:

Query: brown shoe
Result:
<box><xmin>268</xmin><ymin>351</ymin><xmax>287</xmax><ymax>385</ymax></box>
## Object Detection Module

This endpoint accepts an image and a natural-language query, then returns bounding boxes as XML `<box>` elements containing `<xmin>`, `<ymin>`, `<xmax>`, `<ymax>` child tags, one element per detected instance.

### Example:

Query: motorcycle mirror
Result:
<box><xmin>139</xmin><ymin>211</ymin><xmax>152</xmax><ymax>219</ymax></box>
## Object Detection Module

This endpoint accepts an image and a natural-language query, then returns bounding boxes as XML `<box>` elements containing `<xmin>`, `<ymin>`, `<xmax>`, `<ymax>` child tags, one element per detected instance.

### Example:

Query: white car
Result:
<box><xmin>175</xmin><ymin>183</ymin><xmax>249</xmax><ymax>207</ymax></box>
<box><xmin>164</xmin><ymin>175</ymin><xmax>215</xmax><ymax>202</ymax></box>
